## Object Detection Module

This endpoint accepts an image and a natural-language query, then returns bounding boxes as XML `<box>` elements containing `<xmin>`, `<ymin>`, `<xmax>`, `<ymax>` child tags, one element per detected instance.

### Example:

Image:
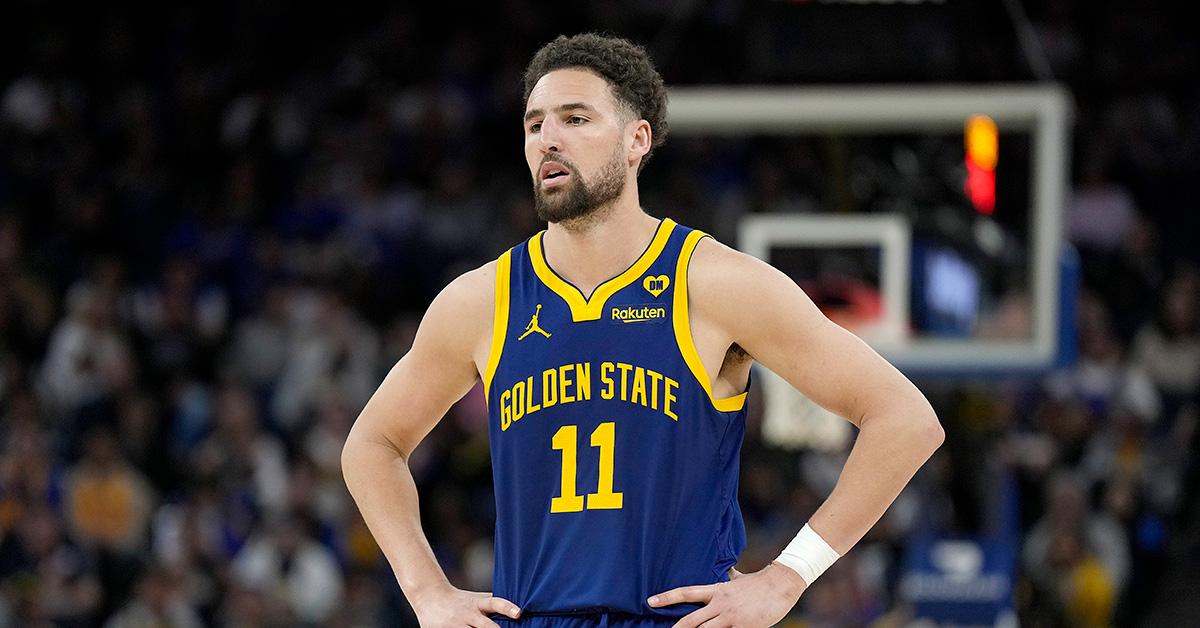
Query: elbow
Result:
<box><xmin>925</xmin><ymin>411</ymin><xmax>945</xmax><ymax>454</ymax></box>
<box><xmin>340</xmin><ymin>423</ymin><xmax>408</xmax><ymax>479</ymax></box>
<box><xmin>340</xmin><ymin>432</ymin><xmax>361</xmax><ymax>482</ymax></box>
<box><xmin>340</xmin><ymin>424</ymin><xmax>373</xmax><ymax>481</ymax></box>
<box><xmin>916</xmin><ymin>402</ymin><xmax>944</xmax><ymax>458</ymax></box>
<box><xmin>862</xmin><ymin>395</ymin><xmax>944</xmax><ymax>457</ymax></box>
<box><xmin>875</xmin><ymin>397</ymin><xmax>942</xmax><ymax>460</ymax></box>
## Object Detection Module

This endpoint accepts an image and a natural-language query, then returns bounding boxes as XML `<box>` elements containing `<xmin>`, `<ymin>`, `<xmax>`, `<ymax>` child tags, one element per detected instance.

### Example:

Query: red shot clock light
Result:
<box><xmin>964</xmin><ymin>114</ymin><xmax>998</xmax><ymax>215</ymax></box>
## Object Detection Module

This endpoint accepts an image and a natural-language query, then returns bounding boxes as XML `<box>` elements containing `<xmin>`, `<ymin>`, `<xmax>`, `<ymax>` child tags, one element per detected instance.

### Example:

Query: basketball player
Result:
<box><xmin>342</xmin><ymin>34</ymin><xmax>944</xmax><ymax>628</ymax></box>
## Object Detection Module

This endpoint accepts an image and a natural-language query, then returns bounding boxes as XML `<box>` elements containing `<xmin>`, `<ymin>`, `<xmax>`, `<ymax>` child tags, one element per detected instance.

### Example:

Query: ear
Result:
<box><xmin>626</xmin><ymin>119</ymin><xmax>652</xmax><ymax>168</ymax></box>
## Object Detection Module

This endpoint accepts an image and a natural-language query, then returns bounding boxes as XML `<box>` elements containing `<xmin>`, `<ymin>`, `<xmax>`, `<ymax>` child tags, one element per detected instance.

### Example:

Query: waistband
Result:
<box><xmin>492</xmin><ymin>610</ymin><xmax>680</xmax><ymax>627</ymax></box>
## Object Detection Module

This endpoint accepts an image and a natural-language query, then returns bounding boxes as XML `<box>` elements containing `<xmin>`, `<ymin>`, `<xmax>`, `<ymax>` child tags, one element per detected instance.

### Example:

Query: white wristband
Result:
<box><xmin>774</xmin><ymin>523</ymin><xmax>841</xmax><ymax>586</ymax></box>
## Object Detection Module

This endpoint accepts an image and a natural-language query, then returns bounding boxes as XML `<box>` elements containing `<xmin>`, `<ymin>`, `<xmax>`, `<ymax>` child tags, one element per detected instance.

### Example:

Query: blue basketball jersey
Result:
<box><xmin>481</xmin><ymin>218</ymin><xmax>751</xmax><ymax>617</ymax></box>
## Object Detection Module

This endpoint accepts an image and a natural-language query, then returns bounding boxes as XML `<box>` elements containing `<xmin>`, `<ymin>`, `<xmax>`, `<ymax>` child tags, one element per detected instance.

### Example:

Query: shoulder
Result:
<box><xmin>684</xmin><ymin>234</ymin><xmax>824</xmax><ymax>338</ymax></box>
<box><xmin>686</xmin><ymin>234</ymin><xmax>795</xmax><ymax>299</ymax></box>
<box><xmin>418</xmin><ymin>256</ymin><xmax>505</xmax><ymax>354</ymax></box>
<box><xmin>436</xmin><ymin>258</ymin><xmax>499</xmax><ymax>311</ymax></box>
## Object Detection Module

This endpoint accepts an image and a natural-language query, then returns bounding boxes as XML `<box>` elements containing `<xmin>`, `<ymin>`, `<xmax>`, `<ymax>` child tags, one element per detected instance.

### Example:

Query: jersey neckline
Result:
<box><xmin>529</xmin><ymin>218</ymin><xmax>676</xmax><ymax>322</ymax></box>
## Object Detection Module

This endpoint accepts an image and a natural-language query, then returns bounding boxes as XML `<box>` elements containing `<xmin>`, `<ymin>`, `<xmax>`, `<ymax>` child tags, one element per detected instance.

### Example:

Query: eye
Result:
<box><xmin>528</xmin><ymin>122</ymin><xmax>542</xmax><ymax>133</ymax></box>
<box><xmin>567</xmin><ymin>115</ymin><xmax>587</xmax><ymax>125</ymax></box>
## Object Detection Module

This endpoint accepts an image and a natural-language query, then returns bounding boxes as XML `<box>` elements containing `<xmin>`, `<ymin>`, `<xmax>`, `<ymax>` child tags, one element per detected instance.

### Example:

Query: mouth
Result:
<box><xmin>539</xmin><ymin>161</ymin><xmax>573</xmax><ymax>189</ymax></box>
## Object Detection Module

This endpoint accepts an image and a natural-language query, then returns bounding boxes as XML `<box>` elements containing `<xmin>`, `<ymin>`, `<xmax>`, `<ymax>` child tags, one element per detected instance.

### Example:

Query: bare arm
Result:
<box><xmin>650</xmin><ymin>238</ymin><xmax>943</xmax><ymax>627</ymax></box>
<box><xmin>341</xmin><ymin>262</ymin><xmax>520</xmax><ymax>625</ymax></box>
<box><xmin>693</xmin><ymin>238</ymin><xmax>944</xmax><ymax>554</ymax></box>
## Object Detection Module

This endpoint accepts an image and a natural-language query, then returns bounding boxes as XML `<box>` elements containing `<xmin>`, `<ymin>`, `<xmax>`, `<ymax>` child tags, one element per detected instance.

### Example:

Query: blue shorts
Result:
<box><xmin>493</xmin><ymin>612</ymin><xmax>678</xmax><ymax>627</ymax></box>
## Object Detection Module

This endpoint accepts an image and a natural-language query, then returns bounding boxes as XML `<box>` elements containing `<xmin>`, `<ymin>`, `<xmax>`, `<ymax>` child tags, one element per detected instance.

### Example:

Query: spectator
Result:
<box><xmin>64</xmin><ymin>427</ymin><xmax>154</xmax><ymax>556</ymax></box>
<box><xmin>271</xmin><ymin>287</ymin><xmax>379</xmax><ymax>432</ymax></box>
<box><xmin>1067</xmin><ymin>153</ymin><xmax>1138</xmax><ymax>253</ymax></box>
<box><xmin>1046</xmin><ymin>293</ymin><xmax>1160</xmax><ymax>420</ymax></box>
<box><xmin>1022</xmin><ymin>470</ymin><xmax>1128</xmax><ymax>623</ymax></box>
<box><xmin>230</xmin><ymin>515</ymin><xmax>344</xmax><ymax>625</ymax></box>
<box><xmin>104</xmin><ymin>563</ymin><xmax>203</xmax><ymax>628</ymax></box>
<box><xmin>224</xmin><ymin>282</ymin><xmax>293</xmax><ymax>394</ymax></box>
<box><xmin>37</xmin><ymin>285</ymin><xmax>135</xmax><ymax>417</ymax></box>
<box><xmin>190</xmin><ymin>384</ymin><xmax>289</xmax><ymax>521</ymax></box>
<box><xmin>0</xmin><ymin>504</ymin><xmax>103</xmax><ymax>626</ymax></box>
<box><xmin>1133</xmin><ymin>269</ymin><xmax>1200</xmax><ymax>405</ymax></box>
<box><xmin>131</xmin><ymin>257</ymin><xmax>229</xmax><ymax>385</ymax></box>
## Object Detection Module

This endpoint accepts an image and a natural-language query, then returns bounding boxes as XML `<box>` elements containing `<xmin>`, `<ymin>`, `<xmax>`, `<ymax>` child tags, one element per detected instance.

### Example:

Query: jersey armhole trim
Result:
<box><xmin>483</xmin><ymin>249</ymin><xmax>512</xmax><ymax>401</ymax></box>
<box><xmin>673</xmin><ymin>231</ymin><xmax>748</xmax><ymax>413</ymax></box>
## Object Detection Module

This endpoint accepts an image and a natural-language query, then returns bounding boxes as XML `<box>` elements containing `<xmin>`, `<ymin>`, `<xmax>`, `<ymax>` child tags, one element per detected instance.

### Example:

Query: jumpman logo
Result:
<box><xmin>518</xmin><ymin>304</ymin><xmax>552</xmax><ymax>340</ymax></box>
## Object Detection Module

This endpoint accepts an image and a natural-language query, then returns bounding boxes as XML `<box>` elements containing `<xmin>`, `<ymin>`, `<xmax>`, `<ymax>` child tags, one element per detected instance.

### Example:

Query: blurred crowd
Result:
<box><xmin>1</xmin><ymin>2</ymin><xmax>1197</xmax><ymax>627</ymax></box>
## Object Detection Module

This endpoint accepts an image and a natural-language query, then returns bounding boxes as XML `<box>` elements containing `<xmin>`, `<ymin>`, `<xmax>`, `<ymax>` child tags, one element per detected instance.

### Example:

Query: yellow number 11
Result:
<box><xmin>550</xmin><ymin>422</ymin><xmax>624</xmax><ymax>513</ymax></box>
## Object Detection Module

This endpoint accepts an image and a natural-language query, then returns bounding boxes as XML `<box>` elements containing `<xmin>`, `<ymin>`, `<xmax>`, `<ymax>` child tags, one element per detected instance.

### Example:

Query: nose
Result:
<box><xmin>538</xmin><ymin>118</ymin><xmax>562</xmax><ymax>154</ymax></box>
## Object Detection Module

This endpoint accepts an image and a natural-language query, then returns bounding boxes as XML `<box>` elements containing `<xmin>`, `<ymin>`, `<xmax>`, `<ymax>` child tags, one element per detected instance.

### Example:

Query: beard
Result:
<box><xmin>533</xmin><ymin>149</ymin><xmax>627</xmax><ymax>224</ymax></box>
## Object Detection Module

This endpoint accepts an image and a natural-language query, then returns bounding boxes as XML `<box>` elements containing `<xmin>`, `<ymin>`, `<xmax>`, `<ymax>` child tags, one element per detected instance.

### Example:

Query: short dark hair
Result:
<box><xmin>523</xmin><ymin>33</ymin><xmax>669</xmax><ymax>172</ymax></box>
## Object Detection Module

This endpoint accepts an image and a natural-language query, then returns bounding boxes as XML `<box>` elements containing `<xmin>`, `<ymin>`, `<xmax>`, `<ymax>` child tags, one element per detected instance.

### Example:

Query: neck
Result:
<box><xmin>541</xmin><ymin>186</ymin><xmax>660</xmax><ymax>298</ymax></box>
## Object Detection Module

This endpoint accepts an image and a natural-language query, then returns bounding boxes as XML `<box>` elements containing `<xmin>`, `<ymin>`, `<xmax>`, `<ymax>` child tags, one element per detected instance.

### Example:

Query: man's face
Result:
<box><xmin>524</xmin><ymin>68</ymin><xmax>632</xmax><ymax>223</ymax></box>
